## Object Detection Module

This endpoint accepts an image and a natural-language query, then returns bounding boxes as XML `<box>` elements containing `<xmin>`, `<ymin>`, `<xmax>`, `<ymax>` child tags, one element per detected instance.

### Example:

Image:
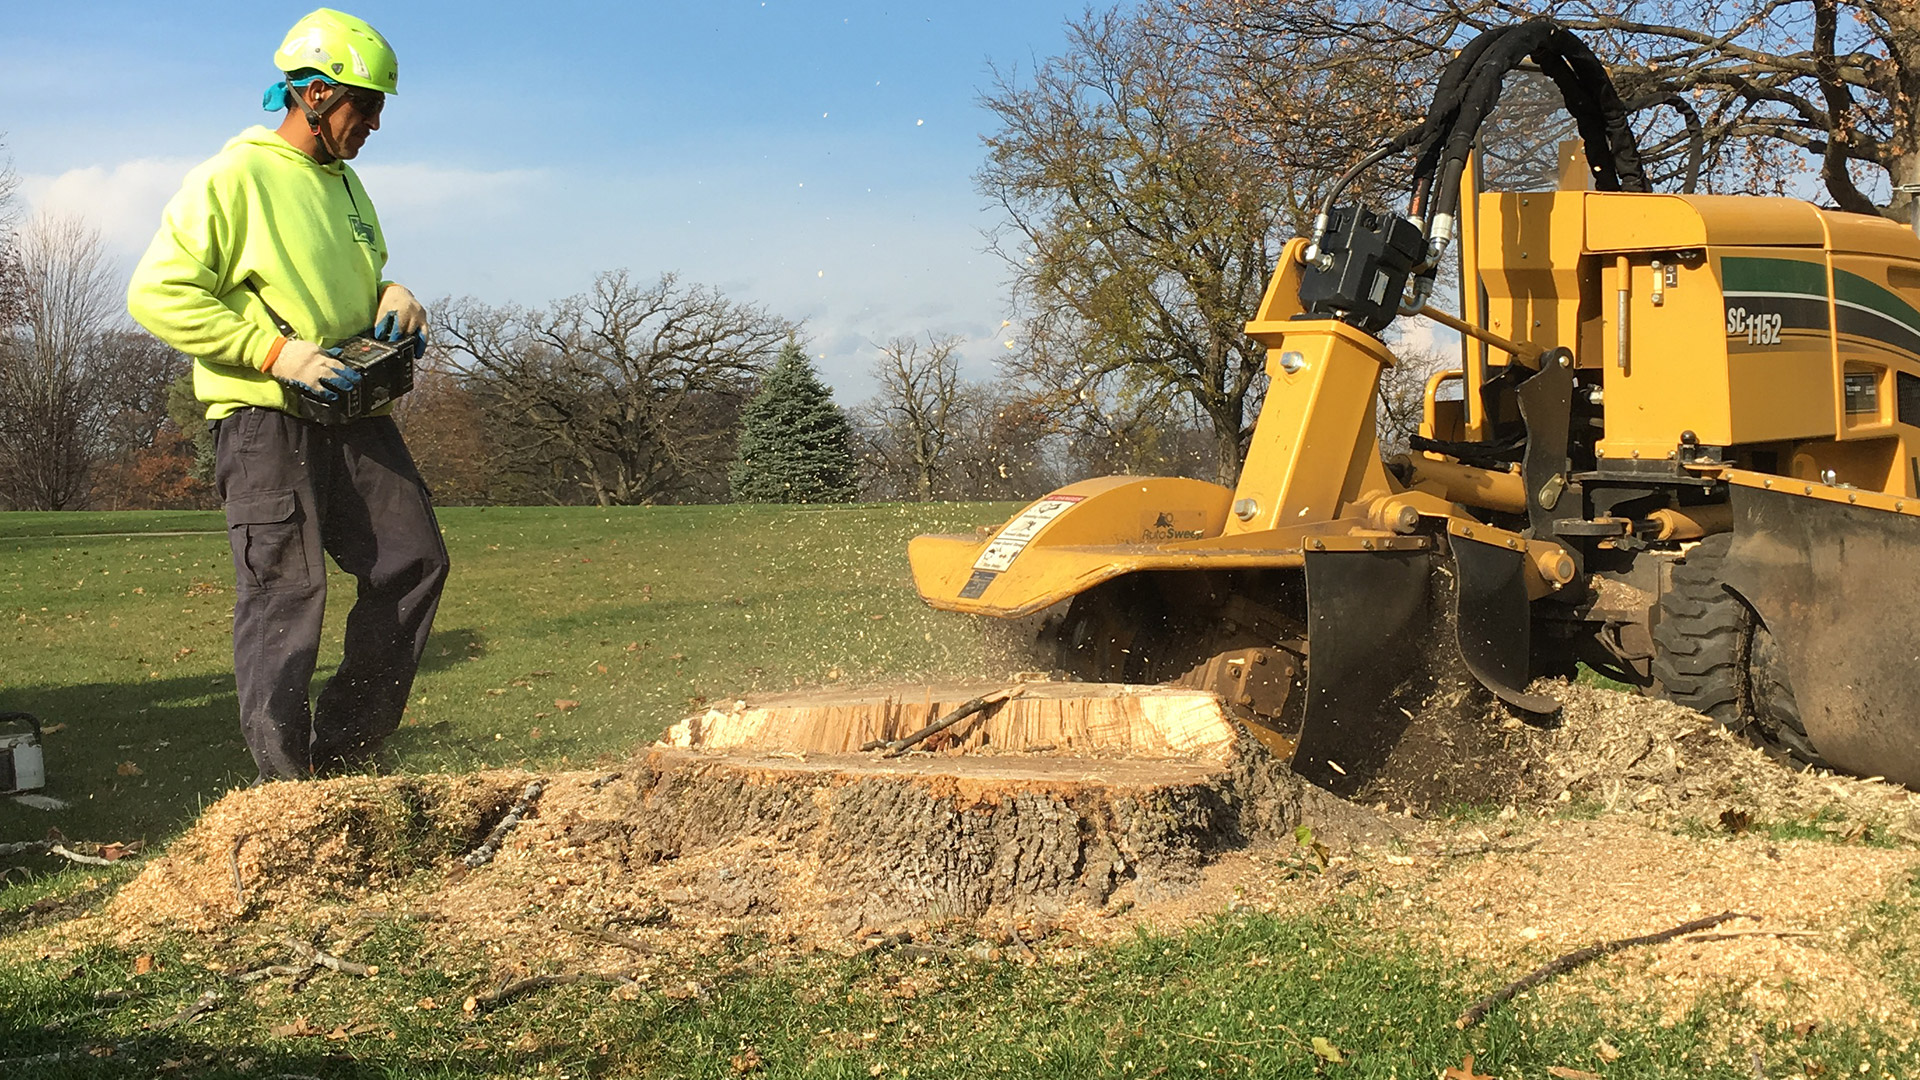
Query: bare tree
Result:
<box><xmin>0</xmin><ymin>215</ymin><xmax>119</xmax><ymax>510</ymax></box>
<box><xmin>392</xmin><ymin>355</ymin><xmax>495</xmax><ymax>506</ymax></box>
<box><xmin>860</xmin><ymin>333</ymin><xmax>964</xmax><ymax>501</ymax></box>
<box><xmin>438</xmin><ymin>272</ymin><xmax>793</xmax><ymax>506</ymax></box>
<box><xmin>978</xmin><ymin>6</ymin><xmax>1298</xmax><ymax>486</ymax></box>
<box><xmin>943</xmin><ymin>384</ymin><xmax>1069</xmax><ymax>500</ymax></box>
<box><xmin>0</xmin><ymin>139</ymin><xmax>21</xmax><ymax>331</ymax></box>
<box><xmin>1192</xmin><ymin>1</ymin><xmax>1920</xmax><ymax>216</ymax></box>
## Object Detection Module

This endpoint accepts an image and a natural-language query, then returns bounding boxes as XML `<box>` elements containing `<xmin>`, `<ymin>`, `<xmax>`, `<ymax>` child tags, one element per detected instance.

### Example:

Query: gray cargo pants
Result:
<box><xmin>214</xmin><ymin>407</ymin><xmax>449</xmax><ymax>780</ymax></box>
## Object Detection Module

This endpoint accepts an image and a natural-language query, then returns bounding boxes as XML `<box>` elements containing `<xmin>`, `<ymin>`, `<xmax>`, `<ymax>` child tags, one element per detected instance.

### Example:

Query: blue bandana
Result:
<box><xmin>262</xmin><ymin>73</ymin><xmax>337</xmax><ymax>112</ymax></box>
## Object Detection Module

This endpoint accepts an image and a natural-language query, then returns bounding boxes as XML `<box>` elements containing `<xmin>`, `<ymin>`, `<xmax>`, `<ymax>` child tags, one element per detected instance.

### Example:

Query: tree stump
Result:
<box><xmin>620</xmin><ymin>681</ymin><xmax>1368</xmax><ymax>923</ymax></box>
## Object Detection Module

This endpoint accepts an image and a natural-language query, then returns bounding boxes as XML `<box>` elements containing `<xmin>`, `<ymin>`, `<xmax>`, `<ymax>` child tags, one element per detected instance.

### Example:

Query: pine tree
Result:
<box><xmin>730</xmin><ymin>340</ymin><xmax>858</xmax><ymax>503</ymax></box>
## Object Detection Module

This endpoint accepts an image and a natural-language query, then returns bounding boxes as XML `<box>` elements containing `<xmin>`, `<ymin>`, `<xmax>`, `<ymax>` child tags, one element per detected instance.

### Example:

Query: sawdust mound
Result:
<box><xmin>1389</xmin><ymin>817</ymin><xmax>1920</xmax><ymax>1037</ymax></box>
<box><xmin>82</xmin><ymin>682</ymin><xmax>1920</xmax><ymax>1049</ymax></box>
<box><xmin>1515</xmin><ymin>680</ymin><xmax>1920</xmax><ymax>838</ymax></box>
<box><xmin>109</xmin><ymin>772</ymin><xmax>526</xmax><ymax>933</ymax></box>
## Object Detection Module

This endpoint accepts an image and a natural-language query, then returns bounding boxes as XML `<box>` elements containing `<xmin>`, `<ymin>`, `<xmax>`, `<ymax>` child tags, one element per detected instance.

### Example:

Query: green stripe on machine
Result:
<box><xmin>1721</xmin><ymin>256</ymin><xmax>1827</xmax><ymax>297</ymax></box>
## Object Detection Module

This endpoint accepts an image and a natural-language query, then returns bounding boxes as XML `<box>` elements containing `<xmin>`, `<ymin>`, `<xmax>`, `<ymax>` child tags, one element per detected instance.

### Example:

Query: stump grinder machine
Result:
<box><xmin>909</xmin><ymin>21</ymin><xmax>1920</xmax><ymax>794</ymax></box>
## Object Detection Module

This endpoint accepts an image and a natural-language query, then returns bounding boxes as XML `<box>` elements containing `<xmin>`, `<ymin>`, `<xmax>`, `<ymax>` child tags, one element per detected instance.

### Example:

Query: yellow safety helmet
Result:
<box><xmin>273</xmin><ymin>8</ymin><xmax>398</xmax><ymax>95</ymax></box>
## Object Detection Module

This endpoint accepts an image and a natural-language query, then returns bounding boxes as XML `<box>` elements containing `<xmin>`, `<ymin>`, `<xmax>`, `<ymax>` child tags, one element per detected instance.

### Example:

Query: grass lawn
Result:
<box><xmin>0</xmin><ymin>503</ymin><xmax>1013</xmax><ymax>846</ymax></box>
<box><xmin>3</xmin><ymin>504</ymin><xmax>1917</xmax><ymax>1079</ymax></box>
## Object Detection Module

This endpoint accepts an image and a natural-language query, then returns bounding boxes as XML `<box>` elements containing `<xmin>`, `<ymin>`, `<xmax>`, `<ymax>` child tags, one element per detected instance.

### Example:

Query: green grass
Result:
<box><xmin>4</xmin><ymin>504</ymin><xmax>1919</xmax><ymax>1079</ymax></box>
<box><xmin>0</xmin><ymin>902</ymin><xmax>1914</xmax><ymax>1078</ymax></box>
<box><xmin>0</xmin><ymin>503</ymin><xmax>1014</xmax><ymax>847</ymax></box>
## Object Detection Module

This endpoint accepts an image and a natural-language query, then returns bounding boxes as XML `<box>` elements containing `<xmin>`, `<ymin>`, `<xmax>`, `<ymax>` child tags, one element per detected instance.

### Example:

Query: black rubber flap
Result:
<box><xmin>1517</xmin><ymin>353</ymin><xmax>1575</xmax><ymax>541</ymax></box>
<box><xmin>1723</xmin><ymin>486</ymin><xmax>1920</xmax><ymax>788</ymax></box>
<box><xmin>1451</xmin><ymin>534</ymin><xmax>1561</xmax><ymax>715</ymax></box>
<box><xmin>1292</xmin><ymin>549</ymin><xmax>1431</xmax><ymax>792</ymax></box>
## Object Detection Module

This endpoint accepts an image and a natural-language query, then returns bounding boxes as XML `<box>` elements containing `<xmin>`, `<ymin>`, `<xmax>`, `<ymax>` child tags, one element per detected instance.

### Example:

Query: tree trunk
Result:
<box><xmin>628</xmin><ymin>681</ymin><xmax>1360</xmax><ymax>921</ymax></box>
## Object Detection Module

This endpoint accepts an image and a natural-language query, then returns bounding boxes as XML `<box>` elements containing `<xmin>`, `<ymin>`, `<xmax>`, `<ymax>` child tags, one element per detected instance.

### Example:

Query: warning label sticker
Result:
<box><xmin>971</xmin><ymin>494</ymin><xmax>1084</xmax><ymax>573</ymax></box>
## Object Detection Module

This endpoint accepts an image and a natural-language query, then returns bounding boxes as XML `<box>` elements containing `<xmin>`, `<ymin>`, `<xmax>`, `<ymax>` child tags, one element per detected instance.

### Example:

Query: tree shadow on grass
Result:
<box><xmin>0</xmin><ymin>672</ymin><xmax>253</xmax><ymax>856</ymax></box>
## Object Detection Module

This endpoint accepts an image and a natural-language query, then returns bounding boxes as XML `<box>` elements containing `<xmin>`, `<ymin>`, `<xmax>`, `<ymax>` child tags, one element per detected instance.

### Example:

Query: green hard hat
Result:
<box><xmin>274</xmin><ymin>8</ymin><xmax>399</xmax><ymax>95</ymax></box>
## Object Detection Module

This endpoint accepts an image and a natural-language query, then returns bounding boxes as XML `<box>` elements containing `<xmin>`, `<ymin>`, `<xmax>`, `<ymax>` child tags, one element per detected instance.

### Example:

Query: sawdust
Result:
<box><xmin>108</xmin><ymin>772</ymin><xmax>527</xmax><ymax>933</ymax></box>
<box><xmin>24</xmin><ymin>683</ymin><xmax>1919</xmax><ymax>1045</ymax></box>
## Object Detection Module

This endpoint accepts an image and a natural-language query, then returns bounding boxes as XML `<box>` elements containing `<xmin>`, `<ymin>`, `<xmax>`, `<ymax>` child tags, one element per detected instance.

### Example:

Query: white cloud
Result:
<box><xmin>19</xmin><ymin>157</ymin><xmax>200</xmax><ymax>260</ymax></box>
<box><xmin>17</xmin><ymin>157</ymin><xmax>546</xmax><ymax>262</ymax></box>
<box><xmin>351</xmin><ymin>163</ymin><xmax>547</xmax><ymax>224</ymax></box>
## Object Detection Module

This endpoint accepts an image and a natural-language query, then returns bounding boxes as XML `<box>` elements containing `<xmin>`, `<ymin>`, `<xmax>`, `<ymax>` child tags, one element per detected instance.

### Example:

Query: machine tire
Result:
<box><xmin>1650</xmin><ymin>533</ymin><xmax>1826</xmax><ymax>769</ymax></box>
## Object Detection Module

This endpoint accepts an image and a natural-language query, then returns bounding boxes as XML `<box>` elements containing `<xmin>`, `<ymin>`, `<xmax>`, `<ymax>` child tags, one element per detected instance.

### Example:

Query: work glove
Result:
<box><xmin>375</xmin><ymin>283</ymin><xmax>428</xmax><ymax>358</ymax></box>
<box><xmin>273</xmin><ymin>339</ymin><xmax>362</xmax><ymax>399</ymax></box>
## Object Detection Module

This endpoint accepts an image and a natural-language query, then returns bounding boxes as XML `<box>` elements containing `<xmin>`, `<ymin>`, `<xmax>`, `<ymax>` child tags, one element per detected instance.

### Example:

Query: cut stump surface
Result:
<box><xmin>633</xmin><ymin>681</ymin><xmax>1369</xmax><ymax>919</ymax></box>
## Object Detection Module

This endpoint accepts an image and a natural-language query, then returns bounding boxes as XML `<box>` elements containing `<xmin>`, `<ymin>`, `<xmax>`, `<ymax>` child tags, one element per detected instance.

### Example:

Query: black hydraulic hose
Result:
<box><xmin>1627</xmin><ymin>91</ymin><xmax>1704</xmax><ymax>192</ymax></box>
<box><xmin>1312</xmin><ymin>21</ymin><xmax>1650</xmax><ymax>264</ymax></box>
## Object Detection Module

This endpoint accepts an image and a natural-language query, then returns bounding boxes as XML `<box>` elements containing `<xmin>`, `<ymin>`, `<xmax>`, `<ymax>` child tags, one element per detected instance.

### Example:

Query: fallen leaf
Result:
<box><xmin>554</xmin><ymin>699</ymin><xmax>580</xmax><ymax>711</ymax></box>
<box><xmin>117</xmin><ymin>762</ymin><xmax>142</xmax><ymax>777</ymax></box>
<box><xmin>1595</xmin><ymin>1039</ymin><xmax>1621</xmax><ymax>1063</ymax></box>
<box><xmin>270</xmin><ymin>1016</ymin><xmax>324</xmax><ymax>1038</ymax></box>
<box><xmin>415</xmin><ymin>997</ymin><xmax>439</xmax><ymax>1011</ymax></box>
<box><xmin>39</xmin><ymin>723</ymin><xmax>65</xmax><ymax>735</ymax></box>
<box><xmin>1793</xmin><ymin>1020</ymin><xmax>1820</xmax><ymax>1038</ymax></box>
<box><xmin>132</xmin><ymin>954</ymin><xmax>154</xmax><ymax>976</ymax></box>
<box><xmin>1442</xmin><ymin>1053</ymin><xmax>1496</xmax><ymax>1080</ymax></box>
<box><xmin>461</xmin><ymin>996</ymin><xmax>478</xmax><ymax>1015</ymax></box>
<box><xmin>1720</xmin><ymin>808</ymin><xmax>1752</xmax><ymax>834</ymax></box>
<box><xmin>595</xmin><ymin>663</ymin><xmax>608</xmax><ymax>674</ymax></box>
<box><xmin>1549</xmin><ymin>1068</ymin><xmax>1602</xmax><ymax>1080</ymax></box>
<box><xmin>730</xmin><ymin>1047</ymin><xmax>763</xmax><ymax>1073</ymax></box>
<box><xmin>1311</xmin><ymin>1036</ymin><xmax>1343</xmax><ymax>1064</ymax></box>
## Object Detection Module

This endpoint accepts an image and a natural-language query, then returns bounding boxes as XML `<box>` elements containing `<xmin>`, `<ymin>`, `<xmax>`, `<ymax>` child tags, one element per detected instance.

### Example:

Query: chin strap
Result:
<box><xmin>265</xmin><ymin>75</ymin><xmax>349</xmax><ymax>164</ymax></box>
<box><xmin>292</xmin><ymin>84</ymin><xmax>349</xmax><ymax>164</ymax></box>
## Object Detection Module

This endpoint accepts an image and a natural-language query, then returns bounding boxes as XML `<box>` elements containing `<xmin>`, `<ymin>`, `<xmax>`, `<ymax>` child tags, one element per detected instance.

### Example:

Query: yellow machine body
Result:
<box><xmin>911</xmin><ymin>174</ymin><xmax>1920</xmax><ymax>791</ymax></box>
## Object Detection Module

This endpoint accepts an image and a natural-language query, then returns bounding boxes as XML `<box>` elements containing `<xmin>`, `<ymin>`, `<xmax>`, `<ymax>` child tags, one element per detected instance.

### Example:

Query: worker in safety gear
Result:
<box><xmin>127</xmin><ymin>8</ymin><xmax>448</xmax><ymax>782</ymax></box>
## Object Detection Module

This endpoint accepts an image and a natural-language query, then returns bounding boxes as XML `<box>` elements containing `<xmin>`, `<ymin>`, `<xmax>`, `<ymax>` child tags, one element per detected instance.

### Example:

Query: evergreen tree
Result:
<box><xmin>730</xmin><ymin>340</ymin><xmax>858</xmax><ymax>503</ymax></box>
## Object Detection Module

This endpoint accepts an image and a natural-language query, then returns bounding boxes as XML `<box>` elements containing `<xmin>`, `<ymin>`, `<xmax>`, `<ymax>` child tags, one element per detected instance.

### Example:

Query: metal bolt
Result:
<box><xmin>1362</xmin><ymin>539</ymin><xmax>1375</xmax><ymax>550</ymax></box>
<box><xmin>1461</xmin><ymin>527</ymin><xmax>1474</xmax><ymax>538</ymax></box>
<box><xmin>1506</xmin><ymin>539</ymin><xmax>1519</xmax><ymax>549</ymax></box>
<box><xmin>1279</xmin><ymin>351</ymin><xmax>1307</xmax><ymax>374</ymax></box>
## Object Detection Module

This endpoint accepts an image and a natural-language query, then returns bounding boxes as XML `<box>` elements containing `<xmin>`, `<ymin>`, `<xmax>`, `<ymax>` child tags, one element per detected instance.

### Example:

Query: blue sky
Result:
<box><xmin>1</xmin><ymin>2</ymin><xmax>1101</xmax><ymax>401</ymax></box>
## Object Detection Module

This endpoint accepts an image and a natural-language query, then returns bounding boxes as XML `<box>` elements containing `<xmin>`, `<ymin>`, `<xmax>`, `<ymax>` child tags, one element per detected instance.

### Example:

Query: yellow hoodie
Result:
<box><xmin>127</xmin><ymin>126</ymin><xmax>390</xmax><ymax>420</ymax></box>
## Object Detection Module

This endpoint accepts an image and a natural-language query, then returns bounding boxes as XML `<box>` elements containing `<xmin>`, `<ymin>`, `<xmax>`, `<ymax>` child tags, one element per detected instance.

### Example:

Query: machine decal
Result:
<box><xmin>1834</xmin><ymin>269</ymin><xmax>1920</xmax><ymax>358</ymax></box>
<box><xmin>957</xmin><ymin>569</ymin><xmax>998</xmax><ymax>599</ymax></box>
<box><xmin>971</xmin><ymin>494</ymin><xmax>1085</xmax><ymax>573</ymax></box>
<box><xmin>1721</xmin><ymin>256</ymin><xmax>1920</xmax><ymax>360</ymax></box>
<box><xmin>1720</xmin><ymin>256</ymin><xmax>1829</xmax><ymax>350</ymax></box>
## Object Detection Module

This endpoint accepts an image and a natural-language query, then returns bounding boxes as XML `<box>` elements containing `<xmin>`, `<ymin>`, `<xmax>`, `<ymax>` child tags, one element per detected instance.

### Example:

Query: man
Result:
<box><xmin>128</xmin><ymin>9</ymin><xmax>448</xmax><ymax>782</ymax></box>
